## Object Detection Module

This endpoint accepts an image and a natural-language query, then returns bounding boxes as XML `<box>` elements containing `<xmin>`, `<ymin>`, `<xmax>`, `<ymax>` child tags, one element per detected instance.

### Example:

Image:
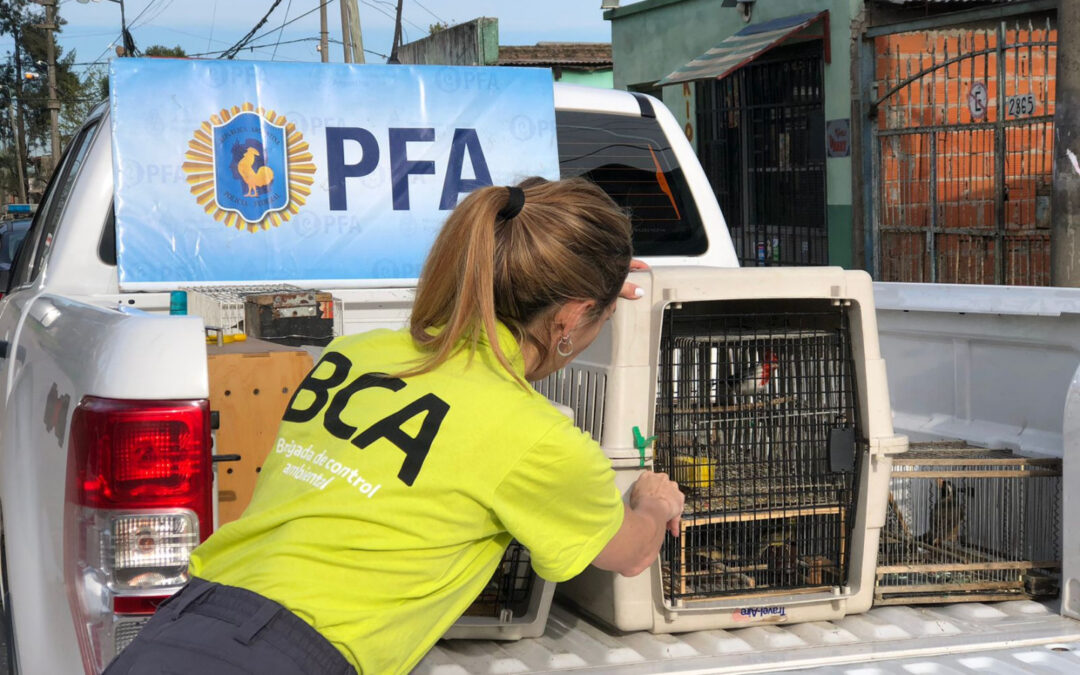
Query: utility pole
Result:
<box><xmin>1052</xmin><ymin>1</ymin><xmax>1080</xmax><ymax>286</ymax></box>
<box><xmin>11</xmin><ymin>21</ymin><xmax>29</xmax><ymax>202</ymax></box>
<box><xmin>42</xmin><ymin>0</ymin><xmax>61</xmax><ymax>164</ymax></box>
<box><xmin>5</xmin><ymin>95</ymin><xmax>27</xmax><ymax>204</ymax></box>
<box><xmin>346</xmin><ymin>0</ymin><xmax>365</xmax><ymax>64</ymax></box>
<box><xmin>389</xmin><ymin>0</ymin><xmax>403</xmax><ymax>63</ymax></box>
<box><xmin>339</xmin><ymin>0</ymin><xmax>352</xmax><ymax>63</ymax></box>
<box><xmin>319</xmin><ymin>0</ymin><xmax>329</xmax><ymax>63</ymax></box>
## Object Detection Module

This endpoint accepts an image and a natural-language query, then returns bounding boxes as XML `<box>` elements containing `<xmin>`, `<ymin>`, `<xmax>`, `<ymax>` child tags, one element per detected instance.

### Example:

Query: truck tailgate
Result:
<box><xmin>418</xmin><ymin>601</ymin><xmax>1080</xmax><ymax>673</ymax></box>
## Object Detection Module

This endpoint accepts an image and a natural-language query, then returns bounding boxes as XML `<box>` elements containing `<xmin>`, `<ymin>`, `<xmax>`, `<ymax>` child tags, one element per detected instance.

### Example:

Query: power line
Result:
<box><xmin>270</xmin><ymin>0</ymin><xmax>293</xmax><ymax>61</ymax></box>
<box><xmin>370</xmin><ymin>0</ymin><xmax>422</xmax><ymax>33</ymax></box>
<box><xmin>126</xmin><ymin>0</ymin><xmax>160</xmax><ymax>28</ymax></box>
<box><xmin>359</xmin><ymin>0</ymin><xmax>394</xmax><ymax>23</ymax></box>
<box><xmin>360</xmin><ymin>0</ymin><xmax>409</xmax><ymax>45</ymax></box>
<box><xmin>189</xmin><ymin>0</ymin><xmax>334</xmax><ymax>59</ymax></box>
<box><xmin>219</xmin><ymin>0</ymin><xmax>285</xmax><ymax>59</ymax></box>
<box><xmin>248</xmin><ymin>0</ymin><xmax>335</xmax><ymax>46</ymax></box>
<box><xmin>131</xmin><ymin>0</ymin><xmax>176</xmax><ymax>30</ymax></box>
<box><xmin>188</xmin><ymin>36</ymin><xmax>387</xmax><ymax>60</ymax></box>
<box><xmin>206</xmin><ymin>0</ymin><xmax>218</xmax><ymax>52</ymax></box>
<box><xmin>411</xmin><ymin>0</ymin><xmax>446</xmax><ymax>26</ymax></box>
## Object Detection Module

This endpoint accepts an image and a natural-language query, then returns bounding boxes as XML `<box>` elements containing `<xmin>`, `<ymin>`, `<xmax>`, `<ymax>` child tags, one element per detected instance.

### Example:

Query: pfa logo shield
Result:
<box><xmin>184</xmin><ymin>104</ymin><xmax>316</xmax><ymax>233</ymax></box>
<box><xmin>213</xmin><ymin>111</ymin><xmax>288</xmax><ymax>223</ymax></box>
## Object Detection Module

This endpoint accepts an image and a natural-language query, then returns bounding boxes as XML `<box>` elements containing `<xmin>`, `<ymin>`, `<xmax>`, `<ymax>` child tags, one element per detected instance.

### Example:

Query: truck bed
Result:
<box><xmin>418</xmin><ymin>600</ymin><xmax>1080</xmax><ymax>673</ymax></box>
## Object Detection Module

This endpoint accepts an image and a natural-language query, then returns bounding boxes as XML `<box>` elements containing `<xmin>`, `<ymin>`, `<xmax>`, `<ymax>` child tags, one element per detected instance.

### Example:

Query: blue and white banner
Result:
<box><xmin>109</xmin><ymin>59</ymin><xmax>559</xmax><ymax>289</ymax></box>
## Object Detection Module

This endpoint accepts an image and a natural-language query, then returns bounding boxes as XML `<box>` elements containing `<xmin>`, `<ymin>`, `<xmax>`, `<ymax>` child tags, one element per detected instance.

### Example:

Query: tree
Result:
<box><xmin>143</xmin><ymin>44</ymin><xmax>187</xmax><ymax>58</ymax></box>
<box><xmin>1</xmin><ymin>0</ymin><xmax>106</xmax><ymax>201</ymax></box>
<box><xmin>0</xmin><ymin>0</ymin><xmax>39</xmax><ymax>201</ymax></box>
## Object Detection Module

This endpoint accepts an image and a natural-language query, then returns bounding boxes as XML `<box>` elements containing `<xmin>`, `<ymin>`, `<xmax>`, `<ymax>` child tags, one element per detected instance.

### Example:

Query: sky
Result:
<box><xmin>2</xmin><ymin>0</ymin><xmax>616</xmax><ymax>76</ymax></box>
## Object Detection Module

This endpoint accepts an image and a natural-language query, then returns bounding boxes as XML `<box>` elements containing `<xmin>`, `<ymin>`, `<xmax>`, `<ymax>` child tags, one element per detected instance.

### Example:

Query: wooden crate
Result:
<box><xmin>875</xmin><ymin>443</ymin><xmax>1062</xmax><ymax>605</ymax></box>
<box><xmin>208</xmin><ymin>339</ymin><xmax>314</xmax><ymax>525</ymax></box>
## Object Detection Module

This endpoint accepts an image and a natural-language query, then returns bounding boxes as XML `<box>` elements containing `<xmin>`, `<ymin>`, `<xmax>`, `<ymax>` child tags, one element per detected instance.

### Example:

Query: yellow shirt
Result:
<box><xmin>189</xmin><ymin>324</ymin><xmax>624</xmax><ymax>674</ymax></box>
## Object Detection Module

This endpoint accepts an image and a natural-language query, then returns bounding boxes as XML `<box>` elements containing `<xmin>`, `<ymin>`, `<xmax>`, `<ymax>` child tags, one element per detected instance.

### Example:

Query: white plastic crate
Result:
<box><xmin>535</xmin><ymin>266</ymin><xmax>907</xmax><ymax>633</ymax></box>
<box><xmin>442</xmin><ymin>402</ymin><xmax>572</xmax><ymax>640</ymax></box>
<box><xmin>442</xmin><ymin>542</ymin><xmax>556</xmax><ymax>641</ymax></box>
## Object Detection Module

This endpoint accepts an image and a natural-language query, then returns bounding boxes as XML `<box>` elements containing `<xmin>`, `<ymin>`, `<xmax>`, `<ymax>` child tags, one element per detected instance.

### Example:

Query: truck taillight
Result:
<box><xmin>64</xmin><ymin>397</ymin><xmax>212</xmax><ymax>674</ymax></box>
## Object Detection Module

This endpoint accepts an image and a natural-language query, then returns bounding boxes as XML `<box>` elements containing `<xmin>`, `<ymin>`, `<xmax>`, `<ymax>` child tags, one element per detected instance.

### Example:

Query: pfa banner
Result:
<box><xmin>109</xmin><ymin>59</ymin><xmax>560</xmax><ymax>289</ymax></box>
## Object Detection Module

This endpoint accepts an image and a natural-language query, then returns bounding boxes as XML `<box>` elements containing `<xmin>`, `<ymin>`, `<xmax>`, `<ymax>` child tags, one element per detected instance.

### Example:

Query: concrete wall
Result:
<box><xmin>608</xmin><ymin>0</ymin><xmax>862</xmax><ymax>268</ymax></box>
<box><xmin>396</xmin><ymin>18</ymin><xmax>499</xmax><ymax>66</ymax></box>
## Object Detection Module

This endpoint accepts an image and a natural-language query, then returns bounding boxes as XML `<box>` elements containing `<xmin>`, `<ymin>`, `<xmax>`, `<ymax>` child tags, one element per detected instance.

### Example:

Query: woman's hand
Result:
<box><xmin>628</xmin><ymin>471</ymin><xmax>684</xmax><ymax>537</ymax></box>
<box><xmin>620</xmin><ymin>259</ymin><xmax>649</xmax><ymax>300</ymax></box>
<box><xmin>592</xmin><ymin>471</ymin><xmax>685</xmax><ymax>577</ymax></box>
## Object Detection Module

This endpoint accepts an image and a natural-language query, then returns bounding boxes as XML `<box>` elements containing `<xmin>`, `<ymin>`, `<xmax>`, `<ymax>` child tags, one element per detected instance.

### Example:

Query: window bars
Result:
<box><xmin>876</xmin><ymin>442</ymin><xmax>1062</xmax><ymax>605</ymax></box>
<box><xmin>656</xmin><ymin>299</ymin><xmax>862</xmax><ymax>603</ymax></box>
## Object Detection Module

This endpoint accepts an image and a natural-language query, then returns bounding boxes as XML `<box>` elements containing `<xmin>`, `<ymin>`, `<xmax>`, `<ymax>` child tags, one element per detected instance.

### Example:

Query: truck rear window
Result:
<box><xmin>556</xmin><ymin>111</ymin><xmax>708</xmax><ymax>257</ymax></box>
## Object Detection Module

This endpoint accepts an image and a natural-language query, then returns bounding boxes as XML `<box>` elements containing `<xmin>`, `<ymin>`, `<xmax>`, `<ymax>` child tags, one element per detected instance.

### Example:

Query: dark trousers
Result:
<box><xmin>104</xmin><ymin>578</ymin><xmax>357</xmax><ymax>675</ymax></box>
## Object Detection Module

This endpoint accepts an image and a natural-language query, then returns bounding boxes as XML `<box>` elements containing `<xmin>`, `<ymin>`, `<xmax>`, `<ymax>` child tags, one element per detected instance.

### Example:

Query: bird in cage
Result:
<box><xmin>921</xmin><ymin>480</ymin><xmax>969</xmax><ymax>548</ymax></box>
<box><xmin>760</xmin><ymin>535</ymin><xmax>799</xmax><ymax>584</ymax></box>
<box><xmin>723</xmin><ymin>350</ymin><xmax>779</xmax><ymax>401</ymax></box>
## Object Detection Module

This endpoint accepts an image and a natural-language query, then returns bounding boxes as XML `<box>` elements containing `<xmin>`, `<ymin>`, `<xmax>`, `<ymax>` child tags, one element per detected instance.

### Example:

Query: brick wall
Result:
<box><xmin>874</xmin><ymin>25</ymin><xmax>1056</xmax><ymax>285</ymax></box>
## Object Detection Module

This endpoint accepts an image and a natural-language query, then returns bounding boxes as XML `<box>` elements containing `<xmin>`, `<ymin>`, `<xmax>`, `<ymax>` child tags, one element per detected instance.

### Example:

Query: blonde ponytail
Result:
<box><xmin>402</xmin><ymin>178</ymin><xmax>632</xmax><ymax>385</ymax></box>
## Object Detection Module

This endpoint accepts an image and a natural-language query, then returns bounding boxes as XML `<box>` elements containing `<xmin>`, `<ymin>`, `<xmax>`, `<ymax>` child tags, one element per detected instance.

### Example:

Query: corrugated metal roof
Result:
<box><xmin>497</xmin><ymin>43</ymin><xmax>612</xmax><ymax>69</ymax></box>
<box><xmin>656</xmin><ymin>11</ymin><xmax>826</xmax><ymax>86</ymax></box>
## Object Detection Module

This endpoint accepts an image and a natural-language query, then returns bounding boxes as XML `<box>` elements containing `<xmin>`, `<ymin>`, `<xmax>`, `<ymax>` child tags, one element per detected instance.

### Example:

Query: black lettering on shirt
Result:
<box><xmin>283</xmin><ymin>352</ymin><xmax>352</xmax><ymax>423</ymax></box>
<box><xmin>324</xmin><ymin>373</ymin><xmax>406</xmax><ymax>439</ymax></box>
<box><xmin>352</xmin><ymin>393</ymin><xmax>450</xmax><ymax>487</ymax></box>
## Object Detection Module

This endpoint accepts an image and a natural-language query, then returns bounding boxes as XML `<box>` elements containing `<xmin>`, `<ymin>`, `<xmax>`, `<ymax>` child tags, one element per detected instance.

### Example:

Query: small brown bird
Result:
<box><xmin>922</xmin><ymin>480</ymin><xmax>967</xmax><ymax>548</ymax></box>
<box><xmin>760</xmin><ymin>528</ymin><xmax>799</xmax><ymax>586</ymax></box>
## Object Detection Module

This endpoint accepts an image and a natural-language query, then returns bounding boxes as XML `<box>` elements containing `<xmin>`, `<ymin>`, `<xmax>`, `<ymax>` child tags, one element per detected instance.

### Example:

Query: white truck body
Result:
<box><xmin>0</xmin><ymin>81</ymin><xmax>1076</xmax><ymax>674</ymax></box>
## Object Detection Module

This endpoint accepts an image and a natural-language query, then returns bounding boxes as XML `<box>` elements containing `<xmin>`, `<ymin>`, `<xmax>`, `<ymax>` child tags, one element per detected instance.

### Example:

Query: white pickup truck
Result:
<box><xmin>1</xmin><ymin>80</ymin><xmax>1078</xmax><ymax>675</ymax></box>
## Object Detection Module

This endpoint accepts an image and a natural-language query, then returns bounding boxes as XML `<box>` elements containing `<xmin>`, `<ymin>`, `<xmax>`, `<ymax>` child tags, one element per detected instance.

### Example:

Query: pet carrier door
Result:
<box><xmin>656</xmin><ymin>298</ymin><xmax>862</xmax><ymax>605</ymax></box>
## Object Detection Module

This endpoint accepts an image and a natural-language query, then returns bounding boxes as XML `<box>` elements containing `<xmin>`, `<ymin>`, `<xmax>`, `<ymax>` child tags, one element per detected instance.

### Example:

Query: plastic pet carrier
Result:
<box><xmin>443</xmin><ymin>541</ymin><xmax>556</xmax><ymax>640</ymax></box>
<box><xmin>535</xmin><ymin>267</ymin><xmax>907</xmax><ymax>632</ymax></box>
<box><xmin>443</xmin><ymin>402</ymin><xmax>573</xmax><ymax>640</ymax></box>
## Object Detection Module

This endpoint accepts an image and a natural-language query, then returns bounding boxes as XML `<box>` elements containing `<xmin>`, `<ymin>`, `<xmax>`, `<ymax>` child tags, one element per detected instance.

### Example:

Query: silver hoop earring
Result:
<box><xmin>556</xmin><ymin>335</ymin><xmax>573</xmax><ymax>357</ymax></box>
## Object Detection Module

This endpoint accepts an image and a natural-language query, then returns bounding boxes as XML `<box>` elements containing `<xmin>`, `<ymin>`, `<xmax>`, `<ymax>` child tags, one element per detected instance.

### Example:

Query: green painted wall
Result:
<box><xmin>828</xmin><ymin>205</ymin><xmax>853</xmax><ymax>269</ymax></box>
<box><xmin>556</xmin><ymin>69</ymin><xmax>614</xmax><ymax>88</ymax></box>
<box><xmin>608</xmin><ymin>0</ymin><xmax>861</xmax><ymax>268</ymax></box>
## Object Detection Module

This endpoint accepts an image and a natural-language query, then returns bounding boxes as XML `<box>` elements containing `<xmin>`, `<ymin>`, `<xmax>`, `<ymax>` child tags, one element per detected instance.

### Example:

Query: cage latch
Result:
<box><xmin>869</xmin><ymin>435</ymin><xmax>909</xmax><ymax>456</ymax></box>
<box><xmin>633</xmin><ymin>426</ymin><xmax>656</xmax><ymax>468</ymax></box>
<box><xmin>828</xmin><ymin>428</ymin><xmax>857</xmax><ymax>473</ymax></box>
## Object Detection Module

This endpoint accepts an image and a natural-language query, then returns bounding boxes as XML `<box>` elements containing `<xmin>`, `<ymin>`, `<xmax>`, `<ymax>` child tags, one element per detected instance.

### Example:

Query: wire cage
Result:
<box><xmin>184</xmin><ymin>285</ymin><xmax>344</xmax><ymax>344</ymax></box>
<box><xmin>185</xmin><ymin>285</ymin><xmax>304</xmax><ymax>332</ymax></box>
<box><xmin>655</xmin><ymin>298</ymin><xmax>863</xmax><ymax>604</ymax></box>
<box><xmin>443</xmin><ymin>541</ymin><xmax>556</xmax><ymax>640</ymax></box>
<box><xmin>876</xmin><ymin>442</ymin><xmax>1062</xmax><ymax>605</ymax></box>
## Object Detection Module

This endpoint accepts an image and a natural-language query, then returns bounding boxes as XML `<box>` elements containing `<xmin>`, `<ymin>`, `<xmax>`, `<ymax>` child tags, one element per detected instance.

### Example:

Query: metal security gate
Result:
<box><xmin>698</xmin><ymin>41</ymin><xmax>827</xmax><ymax>266</ymax></box>
<box><xmin>871</xmin><ymin>20</ymin><xmax>1055</xmax><ymax>285</ymax></box>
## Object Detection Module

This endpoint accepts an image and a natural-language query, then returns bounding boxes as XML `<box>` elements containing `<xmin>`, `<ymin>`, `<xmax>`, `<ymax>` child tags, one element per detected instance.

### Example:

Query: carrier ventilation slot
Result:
<box><xmin>534</xmin><ymin>367</ymin><xmax>606</xmax><ymax>441</ymax></box>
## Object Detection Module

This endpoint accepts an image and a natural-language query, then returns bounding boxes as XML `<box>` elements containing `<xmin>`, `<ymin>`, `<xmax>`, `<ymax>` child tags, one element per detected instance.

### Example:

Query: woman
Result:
<box><xmin>106</xmin><ymin>178</ymin><xmax>684</xmax><ymax>675</ymax></box>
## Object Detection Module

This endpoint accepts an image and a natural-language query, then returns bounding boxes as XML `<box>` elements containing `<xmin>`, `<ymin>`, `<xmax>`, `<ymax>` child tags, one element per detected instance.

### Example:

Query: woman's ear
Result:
<box><xmin>553</xmin><ymin>299</ymin><xmax>596</xmax><ymax>337</ymax></box>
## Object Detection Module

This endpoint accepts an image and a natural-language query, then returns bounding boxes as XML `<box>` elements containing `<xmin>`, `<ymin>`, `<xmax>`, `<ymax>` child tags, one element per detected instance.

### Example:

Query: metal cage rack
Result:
<box><xmin>655</xmin><ymin>299</ymin><xmax>863</xmax><ymax>604</ymax></box>
<box><xmin>460</xmin><ymin>542</ymin><xmax>537</xmax><ymax>621</ymax></box>
<box><xmin>876</xmin><ymin>442</ymin><xmax>1062</xmax><ymax>605</ymax></box>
